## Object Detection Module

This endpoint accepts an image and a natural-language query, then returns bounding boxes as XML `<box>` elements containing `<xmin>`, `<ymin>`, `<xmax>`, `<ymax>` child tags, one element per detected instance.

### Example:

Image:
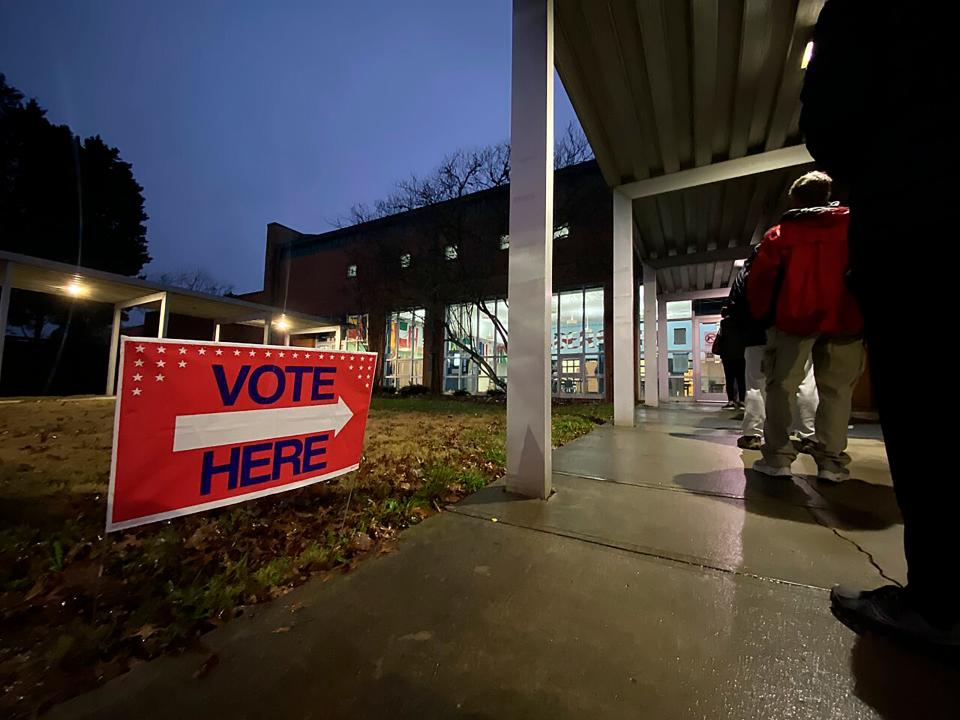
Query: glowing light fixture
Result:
<box><xmin>801</xmin><ymin>40</ymin><xmax>814</xmax><ymax>69</ymax></box>
<box><xmin>273</xmin><ymin>316</ymin><xmax>291</xmax><ymax>332</ymax></box>
<box><xmin>64</xmin><ymin>277</ymin><xmax>88</xmax><ymax>297</ymax></box>
<box><xmin>733</xmin><ymin>259</ymin><xmax>747</xmax><ymax>268</ymax></box>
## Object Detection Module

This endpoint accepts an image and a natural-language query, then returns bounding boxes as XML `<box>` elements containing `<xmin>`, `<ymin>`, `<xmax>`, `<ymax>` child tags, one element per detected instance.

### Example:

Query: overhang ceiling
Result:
<box><xmin>555</xmin><ymin>0</ymin><xmax>824</xmax><ymax>291</ymax></box>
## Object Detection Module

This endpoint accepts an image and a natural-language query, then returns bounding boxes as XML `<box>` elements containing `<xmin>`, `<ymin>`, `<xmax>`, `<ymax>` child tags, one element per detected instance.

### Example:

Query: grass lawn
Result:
<box><xmin>0</xmin><ymin>395</ymin><xmax>610</xmax><ymax>718</ymax></box>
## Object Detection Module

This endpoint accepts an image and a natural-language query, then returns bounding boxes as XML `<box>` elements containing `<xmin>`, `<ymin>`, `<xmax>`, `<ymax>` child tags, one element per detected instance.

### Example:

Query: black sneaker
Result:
<box><xmin>722</xmin><ymin>401</ymin><xmax>737</xmax><ymax>410</ymax></box>
<box><xmin>737</xmin><ymin>435</ymin><xmax>762</xmax><ymax>450</ymax></box>
<box><xmin>831</xmin><ymin>585</ymin><xmax>960</xmax><ymax>650</ymax></box>
<box><xmin>792</xmin><ymin>436</ymin><xmax>819</xmax><ymax>455</ymax></box>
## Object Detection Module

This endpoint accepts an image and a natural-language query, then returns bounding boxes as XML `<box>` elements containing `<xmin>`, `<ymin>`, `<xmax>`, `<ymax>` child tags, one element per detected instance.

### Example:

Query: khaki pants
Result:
<box><xmin>742</xmin><ymin>345</ymin><xmax>818</xmax><ymax>439</ymax></box>
<box><xmin>761</xmin><ymin>329</ymin><xmax>865</xmax><ymax>473</ymax></box>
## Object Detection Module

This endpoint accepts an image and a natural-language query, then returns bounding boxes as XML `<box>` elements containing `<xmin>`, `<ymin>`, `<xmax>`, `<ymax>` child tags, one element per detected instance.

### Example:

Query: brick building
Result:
<box><xmin>245</xmin><ymin>161</ymin><xmax>619</xmax><ymax>400</ymax></box>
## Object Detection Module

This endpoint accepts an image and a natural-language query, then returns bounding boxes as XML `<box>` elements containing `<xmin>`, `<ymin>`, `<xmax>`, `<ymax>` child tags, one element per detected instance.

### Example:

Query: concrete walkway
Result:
<box><xmin>49</xmin><ymin>407</ymin><xmax>960</xmax><ymax>719</ymax></box>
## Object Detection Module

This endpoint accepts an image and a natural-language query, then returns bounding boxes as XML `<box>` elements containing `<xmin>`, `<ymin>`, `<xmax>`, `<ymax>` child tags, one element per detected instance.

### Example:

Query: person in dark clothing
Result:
<box><xmin>712</xmin><ymin>307</ymin><xmax>746</xmax><ymax>409</ymax></box>
<box><xmin>801</xmin><ymin>1</ymin><xmax>957</xmax><ymax>647</ymax></box>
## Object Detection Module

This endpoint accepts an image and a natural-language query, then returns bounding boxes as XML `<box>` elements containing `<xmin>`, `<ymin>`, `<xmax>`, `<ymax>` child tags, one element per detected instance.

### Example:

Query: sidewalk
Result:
<box><xmin>48</xmin><ymin>407</ymin><xmax>960</xmax><ymax>719</ymax></box>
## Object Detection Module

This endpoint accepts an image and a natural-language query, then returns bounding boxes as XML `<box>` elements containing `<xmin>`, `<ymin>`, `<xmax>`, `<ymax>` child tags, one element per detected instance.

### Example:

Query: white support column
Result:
<box><xmin>262</xmin><ymin>320</ymin><xmax>270</xmax><ymax>345</ymax></box>
<box><xmin>612</xmin><ymin>190</ymin><xmax>635</xmax><ymax>426</ymax></box>
<box><xmin>105</xmin><ymin>305</ymin><xmax>122</xmax><ymax>395</ymax></box>
<box><xmin>0</xmin><ymin>262</ymin><xmax>12</xmax><ymax>387</ymax></box>
<box><xmin>505</xmin><ymin>0</ymin><xmax>553</xmax><ymax>499</ymax></box>
<box><xmin>657</xmin><ymin>297</ymin><xmax>668</xmax><ymax>400</ymax></box>
<box><xmin>284</xmin><ymin>333</ymin><xmax>291</xmax><ymax>347</ymax></box>
<box><xmin>213</xmin><ymin>323</ymin><xmax>221</xmax><ymax>342</ymax></box>
<box><xmin>642</xmin><ymin>265</ymin><xmax>659</xmax><ymax>407</ymax></box>
<box><xmin>156</xmin><ymin>292</ymin><xmax>169</xmax><ymax>339</ymax></box>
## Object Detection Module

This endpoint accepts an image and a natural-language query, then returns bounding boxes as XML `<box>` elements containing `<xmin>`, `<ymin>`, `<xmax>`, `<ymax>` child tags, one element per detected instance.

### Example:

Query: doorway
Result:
<box><xmin>694</xmin><ymin>315</ymin><xmax>727</xmax><ymax>403</ymax></box>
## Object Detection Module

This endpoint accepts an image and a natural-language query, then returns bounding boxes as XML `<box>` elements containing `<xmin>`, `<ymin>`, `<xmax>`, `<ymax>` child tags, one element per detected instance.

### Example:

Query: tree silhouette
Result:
<box><xmin>1</xmin><ymin>73</ymin><xmax>149</xmax><ymax>273</ymax></box>
<box><xmin>1</xmin><ymin>73</ymin><xmax>150</xmax><ymax>339</ymax></box>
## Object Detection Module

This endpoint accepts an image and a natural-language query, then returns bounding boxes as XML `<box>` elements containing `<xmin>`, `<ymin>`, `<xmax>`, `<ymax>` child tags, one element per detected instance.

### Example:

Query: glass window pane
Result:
<box><xmin>477</xmin><ymin>307</ymin><xmax>495</xmax><ymax>356</ymax></box>
<box><xmin>584</xmin><ymin>289</ymin><xmax>603</xmax><ymax>353</ymax></box>
<box><xmin>666</xmin><ymin>300</ymin><xmax>692</xmax><ymax>319</ymax></box>
<box><xmin>559</xmin><ymin>290</ymin><xmax>584</xmax><ymax>354</ymax></box>
<box><xmin>496</xmin><ymin>299</ymin><xmax>508</xmax><ymax>356</ymax></box>
<box><xmin>551</xmin><ymin>294</ymin><xmax>560</xmax><ymax>353</ymax></box>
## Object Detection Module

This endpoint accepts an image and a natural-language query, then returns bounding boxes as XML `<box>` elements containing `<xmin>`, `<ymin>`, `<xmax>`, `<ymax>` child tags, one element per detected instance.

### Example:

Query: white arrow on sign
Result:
<box><xmin>172</xmin><ymin>396</ymin><xmax>354</xmax><ymax>452</ymax></box>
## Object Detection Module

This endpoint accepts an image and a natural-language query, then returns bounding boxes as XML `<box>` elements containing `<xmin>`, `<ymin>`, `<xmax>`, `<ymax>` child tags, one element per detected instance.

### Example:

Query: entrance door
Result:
<box><xmin>694</xmin><ymin>316</ymin><xmax>727</xmax><ymax>403</ymax></box>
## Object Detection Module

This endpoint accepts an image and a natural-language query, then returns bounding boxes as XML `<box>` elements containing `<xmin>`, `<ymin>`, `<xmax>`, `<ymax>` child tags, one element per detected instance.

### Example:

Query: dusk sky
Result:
<box><xmin>0</xmin><ymin>1</ymin><xmax>583</xmax><ymax>293</ymax></box>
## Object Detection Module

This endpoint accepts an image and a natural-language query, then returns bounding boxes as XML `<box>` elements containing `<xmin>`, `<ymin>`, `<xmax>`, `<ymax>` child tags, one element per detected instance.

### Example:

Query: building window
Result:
<box><xmin>443</xmin><ymin>288</ymin><xmax>605</xmax><ymax>398</ymax></box>
<box><xmin>342</xmin><ymin>314</ymin><xmax>368</xmax><ymax>352</ymax></box>
<box><xmin>384</xmin><ymin>308</ymin><xmax>426</xmax><ymax>389</ymax></box>
<box><xmin>444</xmin><ymin>300</ymin><xmax>508</xmax><ymax>394</ymax></box>
<box><xmin>499</xmin><ymin>234</ymin><xmax>510</xmax><ymax>250</ymax></box>
<box><xmin>444</xmin><ymin>245</ymin><xmax>458</xmax><ymax>261</ymax></box>
<box><xmin>552</xmin><ymin>288</ymin><xmax>604</xmax><ymax>397</ymax></box>
<box><xmin>638</xmin><ymin>294</ymin><xmax>695</xmax><ymax>401</ymax></box>
<box><xmin>553</xmin><ymin>223</ymin><xmax>570</xmax><ymax>240</ymax></box>
<box><xmin>400</xmin><ymin>253</ymin><xmax>411</xmax><ymax>269</ymax></box>
<box><xmin>346</xmin><ymin>264</ymin><xmax>357</xmax><ymax>278</ymax></box>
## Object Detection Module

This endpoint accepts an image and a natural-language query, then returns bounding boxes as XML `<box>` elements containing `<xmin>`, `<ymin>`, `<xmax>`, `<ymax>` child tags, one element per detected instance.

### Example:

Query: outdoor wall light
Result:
<box><xmin>273</xmin><ymin>316</ymin><xmax>291</xmax><ymax>331</ymax></box>
<box><xmin>801</xmin><ymin>41</ymin><xmax>814</xmax><ymax>69</ymax></box>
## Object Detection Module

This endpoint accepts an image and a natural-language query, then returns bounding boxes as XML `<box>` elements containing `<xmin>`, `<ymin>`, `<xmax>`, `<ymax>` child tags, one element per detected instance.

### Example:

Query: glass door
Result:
<box><xmin>694</xmin><ymin>316</ymin><xmax>727</xmax><ymax>403</ymax></box>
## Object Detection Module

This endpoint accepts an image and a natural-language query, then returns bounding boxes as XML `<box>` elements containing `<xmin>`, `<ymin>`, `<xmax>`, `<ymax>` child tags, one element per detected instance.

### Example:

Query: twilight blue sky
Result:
<box><xmin>0</xmin><ymin>1</ymin><xmax>582</xmax><ymax>292</ymax></box>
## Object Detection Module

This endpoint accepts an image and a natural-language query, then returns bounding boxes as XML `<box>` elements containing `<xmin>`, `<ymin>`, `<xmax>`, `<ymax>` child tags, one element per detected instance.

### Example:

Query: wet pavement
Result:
<box><xmin>47</xmin><ymin>406</ymin><xmax>960</xmax><ymax>719</ymax></box>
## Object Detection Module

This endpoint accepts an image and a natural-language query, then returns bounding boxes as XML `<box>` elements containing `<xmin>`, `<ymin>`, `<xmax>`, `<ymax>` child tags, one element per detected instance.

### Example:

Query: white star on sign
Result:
<box><xmin>340</xmin><ymin>355</ymin><xmax>346</xmax><ymax>360</ymax></box>
<box><xmin>178</xmin><ymin>347</ymin><xmax>187</xmax><ymax>355</ymax></box>
<box><xmin>157</xmin><ymin>346</ymin><xmax>166</xmax><ymax>354</ymax></box>
<box><xmin>156</xmin><ymin>359</ymin><xmax>166</xmax><ymax>368</ymax></box>
<box><xmin>155</xmin><ymin>374</ymin><xmax>165</xmax><ymax>382</ymax></box>
<box><xmin>134</xmin><ymin>359</ymin><xmax>144</xmax><ymax>367</ymax></box>
<box><xmin>248</xmin><ymin>350</ymin><xmax>256</xmax><ymax>357</ymax></box>
<box><xmin>198</xmin><ymin>348</ymin><xmax>206</xmax><ymax>355</ymax></box>
<box><xmin>349</xmin><ymin>365</ymin><xmax>354</xmax><ymax>370</ymax></box>
<box><xmin>135</xmin><ymin>344</ymin><xmax>145</xmax><ymax>353</ymax></box>
<box><xmin>278</xmin><ymin>351</ymin><xmax>285</xmax><ymax>358</ymax></box>
<box><xmin>132</xmin><ymin>387</ymin><xmax>142</xmax><ymax>396</ymax></box>
<box><xmin>215</xmin><ymin>348</ymin><xmax>223</xmax><ymax>356</ymax></box>
<box><xmin>365</xmin><ymin>383</ymin><xmax>369</xmax><ymax>388</ymax></box>
<box><xmin>292</xmin><ymin>353</ymin><xmax>299</xmax><ymax>358</ymax></box>
<box><xmin>233</xmin><ymin>349</ymin><xmax>241</xmax><ymax>356</ymax></box>
<box><xmin>319</xmin><ymin>354</ymin><xmax>325</xmax><ymax>360</ymax></box>
<box><xmin>133</xmin><ymin>373</ymin><xmax>142</xmax><ymax>382</ymax></box>
<box><xmin>178</xmin><ymin>360</ymin><xmax>187</xmax><ymax>368</ymax></box>
<box><xmin>265</xmin><ymin>351</ymin><xmax>272</xmax><ymax>357</ymax></box>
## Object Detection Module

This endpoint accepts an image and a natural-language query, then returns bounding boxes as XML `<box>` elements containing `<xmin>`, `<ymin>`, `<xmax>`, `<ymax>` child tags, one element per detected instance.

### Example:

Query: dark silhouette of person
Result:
<box><xmin>801</xmin><ymin>0</ymin><xmax>957</xmax><ymax>648</ymax></box>
<box><xmin>712</xmin><ymin>306</ymin><xmax>746</xmax><ymax>409</ymax></box>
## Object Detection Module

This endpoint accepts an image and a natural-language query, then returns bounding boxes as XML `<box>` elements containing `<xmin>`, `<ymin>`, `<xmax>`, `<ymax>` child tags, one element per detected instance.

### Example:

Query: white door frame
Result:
<box><xmin>693</xmin><ymin>314</ymin><xmax>726</xmax><ymax>403</ymax></box>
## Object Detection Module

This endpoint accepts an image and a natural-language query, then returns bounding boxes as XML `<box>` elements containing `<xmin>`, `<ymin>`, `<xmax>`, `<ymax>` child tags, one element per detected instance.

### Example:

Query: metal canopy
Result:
<box><xmin>0</xmin><ymin>250</ymin><xmax>331</xmax><ymax>331</ymax></box>
<box><xmin>555</xmin><ymin>0</ymin><xmax>824</xmax><ymax>291</ymax></box>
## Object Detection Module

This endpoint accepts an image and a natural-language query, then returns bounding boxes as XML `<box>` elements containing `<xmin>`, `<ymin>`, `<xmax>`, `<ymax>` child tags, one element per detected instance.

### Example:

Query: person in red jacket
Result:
<box><xmin>747</xmin><ymin>170</ymin><xmax>864</xmax><ymax>482</ymax></box>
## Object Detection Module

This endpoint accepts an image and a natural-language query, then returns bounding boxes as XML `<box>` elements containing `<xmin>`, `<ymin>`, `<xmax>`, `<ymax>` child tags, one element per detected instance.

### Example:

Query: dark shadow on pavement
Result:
<box><xmin>668</xmin><ymin>430</ymin><xmax>740</xmax><ymax>447</ymax></box>
<box><xmin>850</xmin><ymin>633</ymin><xmax>960</xmax><ymax>720</ymax></box>
<box><xmin>672</xmin><ymin>469</ymin><xmax>900</xmax><ymax>531</ymax></box>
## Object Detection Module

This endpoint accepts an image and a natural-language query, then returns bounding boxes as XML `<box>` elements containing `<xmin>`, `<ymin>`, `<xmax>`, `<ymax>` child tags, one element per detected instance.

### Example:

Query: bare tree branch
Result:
<box><xmin>157</xmin><ymin>269</ymin><xmax>234</xmax><ymax>296</ymax></box>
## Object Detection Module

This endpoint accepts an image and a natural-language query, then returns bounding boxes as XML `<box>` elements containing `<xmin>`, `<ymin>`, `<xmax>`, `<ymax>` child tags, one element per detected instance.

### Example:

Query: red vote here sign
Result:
<box><xmin>106</xmin><ymin>337</ymin><xmax>377</xmax><ymax>532</ymax></box>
